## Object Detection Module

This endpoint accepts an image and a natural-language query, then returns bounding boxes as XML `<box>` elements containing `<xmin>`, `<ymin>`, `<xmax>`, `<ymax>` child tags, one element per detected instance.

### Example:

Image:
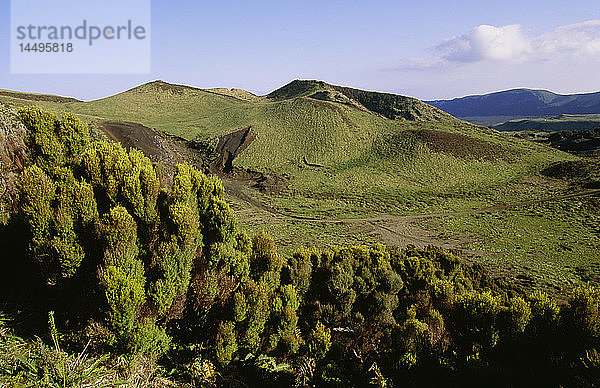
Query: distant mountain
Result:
<box><xmin>426</xmin><ymin>89</ymin><xmax>600</xmax><ymax>125</ymax></box>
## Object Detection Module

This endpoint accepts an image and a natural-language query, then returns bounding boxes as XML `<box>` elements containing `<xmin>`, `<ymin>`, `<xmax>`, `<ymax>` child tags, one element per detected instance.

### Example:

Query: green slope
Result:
<box><xmin>2</xmin><ymin>80</ymin><xmax>598</xmax><ymax>292</ymax></box>
<box><xmin>0</xmin><ymin>79</ymin><xmax>576</xmax><ymax>217</ymax></box>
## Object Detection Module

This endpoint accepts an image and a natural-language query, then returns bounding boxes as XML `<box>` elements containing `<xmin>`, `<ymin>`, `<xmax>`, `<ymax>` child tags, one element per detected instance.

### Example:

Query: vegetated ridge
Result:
<box><xmin>269</xmin><ymin>79</ymin><xmax>456</xmax><ymax>121</ymax></box>
<box><xmin>494</xmin><ymin>114</ymin><xmax>600</xmax><ymax>132</ymax></box>
<box><xmin>0</xmin><ymin>89</ymin><xmax>81</xmax><ymax>104</ymax></box>
<box><xmin>427</xmin><ymin>88</ymin><xmax>600</xmax><ymax>119</ymax></box>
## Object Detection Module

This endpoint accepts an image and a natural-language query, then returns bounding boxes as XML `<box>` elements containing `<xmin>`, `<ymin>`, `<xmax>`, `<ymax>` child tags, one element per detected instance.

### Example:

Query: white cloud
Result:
<box><xmin>437</xmin><ymin>24</ymin><xmax>531</xmax><ymax>62</ymax></box>
<box><xmin>432</xmin><ymin>20</ymin><xmax>600</xmax><ymax>64</ymax></box>
<box><xmin>535</xmin><ymin>20</ymin><xmax>600</xmax><ymax>60</ymax></box>
<box><xmin>382</xmin><ymin>20</ymin><xmax>600</xmax><ymax>99</ymax></box>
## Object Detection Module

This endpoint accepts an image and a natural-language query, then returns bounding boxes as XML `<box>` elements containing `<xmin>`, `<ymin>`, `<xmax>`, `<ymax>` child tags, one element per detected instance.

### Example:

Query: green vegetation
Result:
<box><xmin>2</xmin><ymin>107</ymin><xmax>600</xmax><ymax>386</ymax></box>
<box><xmin>0</xmin><ymin>80</ymin><xmax>576</xmax><ymax>218</ymax></box>
<box><xmin>2</xmin><ymin>80</ymin><xmax>598</xmax><ymax>297</ymax></box>
<box><xmin>493</xmin><ymin>114</ymin><xmax>600</xmax><ymax>132</ymax></box>
<box><xmin>426</xmin><ymin>197</ymin><xmax>600</xmax><ymax>293</ymax></box>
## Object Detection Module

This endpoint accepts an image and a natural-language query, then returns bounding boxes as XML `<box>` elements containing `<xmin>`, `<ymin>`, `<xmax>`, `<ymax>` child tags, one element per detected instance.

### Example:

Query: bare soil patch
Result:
<box><xmin>409</xmin><ymin>129</ymin><xmax>506</xmax><ymax>160</ymax></box>
<box><xmin>98</xmin><ymin>120</ymin><xmax>207</xmax><ymax>186</ymax></box>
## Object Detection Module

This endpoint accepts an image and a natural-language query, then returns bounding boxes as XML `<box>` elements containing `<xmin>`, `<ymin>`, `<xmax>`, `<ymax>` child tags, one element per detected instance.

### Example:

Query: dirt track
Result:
<box><xmin>223</xmin><ymin>175</ymin><xmax>600</xmax><ymax>250</ymax></box>
<box><xmin>98</xmin><ymin>119</ymin><xmax>600</xmax><ymax>251</ymax></box>
<box><xmin>222</xmin><ymin>174</ymin><xmax>600</xmax><ymax>224</ymax></box>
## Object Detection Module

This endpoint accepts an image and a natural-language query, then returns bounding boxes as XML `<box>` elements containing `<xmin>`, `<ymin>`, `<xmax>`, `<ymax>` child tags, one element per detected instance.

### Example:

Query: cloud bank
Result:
<box><xmin>386</xmin><ymin>20</ymin><xmax>600</xmax><ymax>100</ymax></box>
<box><xmin>437</xmin><ymin>24</ymin><xmax>530</xmax><ymax>62</ymax></box>
<box><xmin>434</xmin><ymin>20</ymin><xmax>600</xmax><ymax>64</ymax></box>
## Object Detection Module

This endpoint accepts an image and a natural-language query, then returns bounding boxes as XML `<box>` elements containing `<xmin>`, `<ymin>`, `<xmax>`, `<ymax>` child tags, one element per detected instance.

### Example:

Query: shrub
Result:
<box><xmin>80</xmin><ymin>142</ymin><xmax>159</xmax><ymax>223</ymax></box>
<box><xmin>216</xmin><ymin>321</ymin><xmax>238</xmax><ymax>365</ymax></box>
<box><xmin>130</xmin><ymin>320</ymin><xmax>171</xmax><ymax>357</ymax></box>
<box><xmin>528</xmin><ymin>290</ymin><xmax>560</xmax><ymax>336</ymax></box>
<box><xmin>452</xmin><ymin>291</ymin><xmax>501</xmax><ymax>351</ymax></box>
<box><xmin>18</xmin><ymin>165</ymin><xmax>55</xmax><ymax>275</ymax></box>
<box><xmin>307</xmin><ymin>322</ymin><xmax>331</xmax><ymax>359</ymax></box>
<box><xmin>567</xmin><ymin>285</ymin><xmax>600</xmax><ymax>338</ymax></box>
<box><xmin>498</xmin><ymin>296</ymin><xmax>531</xmax><ymax>335</ymax></box>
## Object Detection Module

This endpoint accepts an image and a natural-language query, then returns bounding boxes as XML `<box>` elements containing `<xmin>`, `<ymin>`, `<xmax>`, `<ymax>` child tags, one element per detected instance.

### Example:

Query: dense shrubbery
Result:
<box><xmin>2</xmin><ymin>107</ymin><xmax>600</xmax><ymax>386</ymax></box>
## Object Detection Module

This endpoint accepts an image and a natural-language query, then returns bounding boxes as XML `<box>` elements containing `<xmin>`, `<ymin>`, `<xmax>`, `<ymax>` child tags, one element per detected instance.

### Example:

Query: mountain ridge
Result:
<box><xmin>426</xmin><ymin>88</ymin><xmax>600</xmax><ymax>120</ymax></box>
<box><xmin>1</xmin><ymin>79</ymin><xmax>459</xmax><ymax>124</ymax></box>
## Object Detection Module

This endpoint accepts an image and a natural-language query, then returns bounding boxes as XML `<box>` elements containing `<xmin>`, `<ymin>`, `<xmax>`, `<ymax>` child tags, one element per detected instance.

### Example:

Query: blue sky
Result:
<box><xmin>1</xmin><ymin>0</ymin><xmax>599</xmax><ymax>100</ymax></box>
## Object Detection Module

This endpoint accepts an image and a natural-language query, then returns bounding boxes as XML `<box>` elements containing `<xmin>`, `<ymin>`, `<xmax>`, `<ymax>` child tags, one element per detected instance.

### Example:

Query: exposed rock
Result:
<box><xmin>211</xmin><ymin>126</ymin><xmax>256</xmax><ymax>173</ymax></box>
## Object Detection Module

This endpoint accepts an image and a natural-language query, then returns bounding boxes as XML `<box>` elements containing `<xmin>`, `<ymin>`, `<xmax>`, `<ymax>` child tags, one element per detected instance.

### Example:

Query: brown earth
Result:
<box><xmin>98</xmin><ymin>120</ymin><xmax>207</xmax><ymax>186</ymax></box>
<box><xmin>409</xmin><ymin>129</ymin><xmax>509</xmax><ymax>161</ymax></box>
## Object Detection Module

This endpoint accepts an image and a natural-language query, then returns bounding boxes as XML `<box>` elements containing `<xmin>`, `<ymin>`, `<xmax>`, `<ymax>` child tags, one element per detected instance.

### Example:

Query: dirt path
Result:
<box><xmin>223</xmin><ymin>177</ymin><xmax>600</xmax><ymax>224</ymax></box>
<box><xmin>222</xmin><ymin>175</ymin><xmax>600</xmax><ymax>252</ymax></box>
<box><xmin>97</xmin><ymin>119</ymin><xmax>600</xmax><ymax>252</ymax></box>
<box><xmin>223</xmin><ymin>173</ymin><xmax>600</xmax><ymax>252</ymax></box>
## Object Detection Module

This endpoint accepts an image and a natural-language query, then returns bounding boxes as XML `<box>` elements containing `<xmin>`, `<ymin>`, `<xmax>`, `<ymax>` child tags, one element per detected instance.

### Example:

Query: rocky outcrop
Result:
<box><xmin>212</xmin><ymin>126</ymin><xmax>256</xmax><ymax>172</ymax></box>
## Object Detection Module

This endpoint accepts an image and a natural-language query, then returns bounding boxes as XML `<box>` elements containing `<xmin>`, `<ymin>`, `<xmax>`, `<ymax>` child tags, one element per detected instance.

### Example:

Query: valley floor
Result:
<box><xmin>228</xmin><ymin>174</ymin><xmax>600</xmax><ymax>296</ymax></box>
<box><xmin>80</xmin><ymin>116</ymin><xmax>600</xmax><ymax>296</ymax></box>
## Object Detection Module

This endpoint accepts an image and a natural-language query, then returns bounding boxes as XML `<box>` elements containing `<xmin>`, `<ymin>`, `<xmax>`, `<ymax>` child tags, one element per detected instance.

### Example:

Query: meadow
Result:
<box><xmin>1</xmin><ymin>80</ymin><xmax>596</xmax><ymax>293</ymax></box>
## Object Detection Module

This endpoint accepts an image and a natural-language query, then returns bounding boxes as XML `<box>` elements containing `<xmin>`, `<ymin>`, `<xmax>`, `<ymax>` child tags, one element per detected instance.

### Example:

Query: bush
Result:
<box><xmin>216</xmin><ymin>321</ymin><xmax>238</xmax><ymax>365</ymax></box>
<box><xmin>130</xmin><ymin>320</ymin><xmax>171</xmax><ymax>357</ymax></box>
<box><xmin>453</xmin><ymin>291</ymin><xmax>501</xmax><ymax>351</ymax></box>
<box><xmin>307</xmin><ymin>322</ymin><xmax>331</xmax><ymax>359</ymax></box>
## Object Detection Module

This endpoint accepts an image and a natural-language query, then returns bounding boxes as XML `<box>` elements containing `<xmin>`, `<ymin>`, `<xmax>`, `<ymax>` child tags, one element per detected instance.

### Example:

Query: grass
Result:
<box><xmin>1</xmin><ymin>81</ymin><xmax>576</xmax><ymax>219</ymax></box>
<box><xmin>493</xmin><ymin>114</ymin><xmax>600</xmax><ymax>132</ymax></box>
<box><xmin>0</xmin><ymin>313</ymin><xmax>119</xmax><ymax>387</ymax></box>
<box><xmin>423</xmin><ymin>196</ymin><xmax>600</xmax><ymax>293</ymax></box>
<box><xmin>0</xmin><ymin>312</ymin><xmax>179</xmax><ymax>387</ymax></box>
<box><xmin>1</xmin><ymin>80</ymin><xmax>595</xmax><ymax>292</ymax></box>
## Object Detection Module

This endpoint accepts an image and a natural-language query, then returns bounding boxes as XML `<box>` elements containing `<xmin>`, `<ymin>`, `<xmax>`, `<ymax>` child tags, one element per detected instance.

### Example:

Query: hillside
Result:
<box><xmin>4</xmin><ymin>106</ymin><xmax>600</xmax><ymax>387</ymax></box>
<box><xmin>0</xmin><ymin>81</ymin><xmax>578</xmax><ymax>211</ymax></box>
<box><xmin>3</xmin><ymin>80</ymin><xmax>598</xmax><ymax>294</ymax></box>
<box><xmin>427</xmin><ymin>88</ymin><xmax>600</xmax><ymax>126</ymax></box>
<box><xmin>268</xmin><ymin>80</ymin><xmax>455</xmax><ymax>121</ymax></box>
<box><xmin>0</xmin><ymin>79</ymin><xmax>578</xmax><ymax>218</ymax></box>
<box><xmin>8</xmin><ymin>80</ymin><xmax>568</xmax><ymax>205</ymax></box>
<box><xmin>0</xmin><ymin>89</ymin><xmax>81</xmax><ymax>104</ymax></box>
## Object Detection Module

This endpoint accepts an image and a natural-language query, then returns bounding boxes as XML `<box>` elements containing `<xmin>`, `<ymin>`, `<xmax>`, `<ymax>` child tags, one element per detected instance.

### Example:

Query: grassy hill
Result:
<box><xmin>3</xmin><ymin>80</ymin><xmax>599</xmax><ymax>293</ymax></box>
<box><xmin>0</xmin><ymin>80</ymin><xmax>573</xmax><ymax>215</ymax></box>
